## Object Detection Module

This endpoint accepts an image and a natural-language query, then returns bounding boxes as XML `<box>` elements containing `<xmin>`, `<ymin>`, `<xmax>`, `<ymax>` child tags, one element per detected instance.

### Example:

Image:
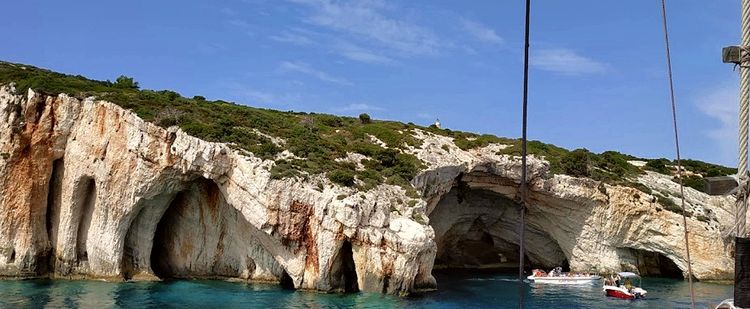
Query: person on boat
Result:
<box><xmin>615</xmin><ymin>274</ymin><xmax>621</xmax><ymax>287</ymax></box>
<box><xmin>624</xmin><ymin>278</ymin><xmax>633</xmax><ymax>290</ymax></box>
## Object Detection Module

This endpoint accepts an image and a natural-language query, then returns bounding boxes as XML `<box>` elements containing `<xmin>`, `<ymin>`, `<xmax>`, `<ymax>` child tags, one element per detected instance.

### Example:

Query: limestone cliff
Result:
<box><xmin>0</xmin><ymin>85</ymin><xmax>740</xmax><ymax>294</ymax></box>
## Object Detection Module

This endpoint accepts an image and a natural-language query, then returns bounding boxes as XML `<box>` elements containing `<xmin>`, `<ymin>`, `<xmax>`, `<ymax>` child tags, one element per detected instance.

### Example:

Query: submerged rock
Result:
<box><xmin>0</xmin><ymin>86</ymin><xmax>740</xmax><ymax>294</ymax></box>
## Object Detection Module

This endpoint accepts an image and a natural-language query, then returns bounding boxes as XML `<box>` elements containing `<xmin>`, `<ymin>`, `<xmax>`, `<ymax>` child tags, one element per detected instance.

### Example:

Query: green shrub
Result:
<box><xmin>620</xmin><ymin>181</ymin><xmax>652</xmax><ymax>195</ymax></box>
<box><xmin>655</xmin><ymin>194</ymin><xmax>691</xmax><ymax>216</ymax></box>
<box><xmin>561</xmin><ymin>149</ymin><xmax>591</xmax><ymax>177</ymax></box>
<box><xmin>680</xmin><ymin>159</ymin><xmax>736</xmax><ymax>177</ymax></box>
<box><xmin>359</xmin><ymin>113</ymin><xmax>371</xmax><ymax>124</ymax></box>
<box><xmin>158</xmin><ymin>117</ymin><xmax>178</xmax><ymax>127</ymax></box>
<box><xmin>114</xmin><ymin>75</ymin><xmax>139</xmax><ymax>89</ymax></box>
<box><xmin>270</xmin><ymin>160</ymin><xmax>300</xmax><ymax>179</ymax></box>
<box><xmin>328</xmin><ymin>169</ymin><xmax>355</xmax><ymax>187</ymax></box>
<box><xmin>680</xmin><ymin>175</ymin><xmax>706</xmax><ymax>193</ymax></box>
<box><xmin>645</xmin><ymin>158</ymin><xmax>671</xmax><ymax>174</ymax></box>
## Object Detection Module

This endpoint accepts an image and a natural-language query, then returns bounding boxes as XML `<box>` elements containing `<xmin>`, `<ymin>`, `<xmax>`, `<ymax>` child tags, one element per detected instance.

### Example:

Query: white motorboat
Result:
<box><xmin>526</xmin><ymin>267</ymin><xmax>602</xmax><ymax>285</ymax></box>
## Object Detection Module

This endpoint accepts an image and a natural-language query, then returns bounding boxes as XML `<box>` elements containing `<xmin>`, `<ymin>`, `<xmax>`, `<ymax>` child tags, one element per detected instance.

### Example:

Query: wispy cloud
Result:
<box><xmin>336</xmin><ymin>103</ymin><xmax>385</xmax><ymax>112</ymax></box>
<box><xmin>230</xmin><ymin>89</ymin><xmax>298</xmax><ymax>106</ymax></box>
<box><xmin>279</xmin><ymin>61</ymin><xmax>353</xmax><ymax>85</ymax></box>
<box><xmin>335</xmin><ymin>41</ymin><xmax>394</xmax><ymax>64</ymax></box>
<box><xmin>270</xmin><ymin>31</ymin><xmax>315</xmax><ymax>45</ymax></box>
<box><xmin>416</xmin><ymin>112</ymin><xmax>435</xmax><ymax>119</ymax></box>
<box><xmin>696</xmin><ymin>83</ymin><xmax>738</xmax><ymax>166</ymax></box>
<box><xmin>461</xmin><ymin>19</ymin><xmax>503</xmax><ymax>45</ymax></box>
<box><xmin>290</xmin><ymin>0</ymin><xmax>444</xmax><ymax>56</ymax></box>
<box><xmin>531</xmin><ymin>48</ymin><xmax>608</xmax><ymax>75</ymax></box>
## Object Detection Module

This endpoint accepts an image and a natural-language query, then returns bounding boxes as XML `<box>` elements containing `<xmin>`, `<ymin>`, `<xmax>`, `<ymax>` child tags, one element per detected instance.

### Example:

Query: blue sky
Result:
<box><xmin>0</xmin><ymin>0</ymin><xmax>743</xmax><ymax>166</ymax></box>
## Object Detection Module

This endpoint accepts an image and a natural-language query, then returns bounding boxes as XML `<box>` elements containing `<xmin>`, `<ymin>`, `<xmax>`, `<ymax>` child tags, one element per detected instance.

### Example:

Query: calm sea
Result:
<box><xmin>0</xmin><ymin>271</ymin><xmax>733</xmax><ymax>308</ymax></box>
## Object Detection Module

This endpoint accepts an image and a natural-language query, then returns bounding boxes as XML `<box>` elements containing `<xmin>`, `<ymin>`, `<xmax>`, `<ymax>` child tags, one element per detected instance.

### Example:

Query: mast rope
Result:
<box><xmin>659</xmin><ymin>1</ymin><xmax>696</xmax><ymax>308</ymax></box>
<box><xmin>517</xmin><ymin>0</ymin><xmax>531</xmax><ymax>308</ymax></box>
<box><xmin>737</xmin><ymin>0</ymin><xmax>750</xmax><ymax>240</ymax></box>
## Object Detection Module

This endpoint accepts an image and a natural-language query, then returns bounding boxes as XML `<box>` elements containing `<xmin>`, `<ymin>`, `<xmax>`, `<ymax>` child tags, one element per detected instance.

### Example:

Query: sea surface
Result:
<box><xmin>0</xmin><ymin>271</ymin><xmax>733</xmax><ymax>308</ymax></box>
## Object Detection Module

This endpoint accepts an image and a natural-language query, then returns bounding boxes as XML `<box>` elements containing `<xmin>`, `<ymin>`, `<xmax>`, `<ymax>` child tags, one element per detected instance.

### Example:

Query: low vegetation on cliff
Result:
<box><xmin>0</xmin><ymin>61</ymin><xmax>735</xmax><ymax>193</ymax></box>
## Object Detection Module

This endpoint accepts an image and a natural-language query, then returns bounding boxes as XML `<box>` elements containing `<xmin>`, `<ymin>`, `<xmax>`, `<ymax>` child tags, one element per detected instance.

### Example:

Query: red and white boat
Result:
<box><xmin>603</xmin><ymin>272</ymin><xmax>647</xmax><ymax>299</ymax></box>
<box><xmin>526</xmin><ymin>267</ymin><xmax>602</xmax><ymax>285</ymax></box>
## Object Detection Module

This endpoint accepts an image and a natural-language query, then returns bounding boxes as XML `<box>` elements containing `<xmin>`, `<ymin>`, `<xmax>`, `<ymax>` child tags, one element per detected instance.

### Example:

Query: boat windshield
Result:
<box><xmin>617</xmin><ymin>272</ymin><xmax>640</xmax><ymax>278</ymax></box>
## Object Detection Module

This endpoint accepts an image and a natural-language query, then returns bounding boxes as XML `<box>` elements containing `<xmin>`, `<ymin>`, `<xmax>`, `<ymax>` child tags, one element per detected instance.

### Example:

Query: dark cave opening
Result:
<box><xmin>45</xmin><ymin>159</ymin><xmax>64</xmax><ymax>249</ymax></box>
<box><xmin>430</xmin><ymin>187</ymin><xmax>567</xmax><ymax>273</ymax></box>
<box><xmin>280</xmin><ymin>271</ymin><xmax>295</xmax><ymax>289</ymax></box>
<box><xmin>75</xmin><ymin>178</ymin><xmax>96</xmax><ymax>262</ymax></box>
<box><xmin>150</xmin><ymin>191</ymin><xmax>187</xmax><ymax>279</ymax></box>
<box><xmin>630</xmin><ymin>249</ymin><xmax>684</xmax><ymax>279</ymax></box>
<box><xmin>330</xmin><ymin>240</ymin><xmax>359</xmax><ymax>293</ymax></box>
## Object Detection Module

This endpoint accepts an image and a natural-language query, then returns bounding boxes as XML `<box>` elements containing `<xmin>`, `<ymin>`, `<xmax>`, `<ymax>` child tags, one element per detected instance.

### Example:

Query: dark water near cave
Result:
<box><xmin>0</xmin><ymin>271</ymin><xmax>733</xmax><ymax>308</ymax></box>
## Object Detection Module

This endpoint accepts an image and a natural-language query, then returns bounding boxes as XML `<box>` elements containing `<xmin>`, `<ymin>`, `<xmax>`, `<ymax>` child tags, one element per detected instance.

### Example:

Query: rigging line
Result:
<box><xmin>659</xmin><ymin>0</ymin><xmax>696</xmax><ymax>308</ymax></box>
<box><xmin>739</xmin><ymin>0</ymin><xmax>750</xmax><ymax>238</ymax></box>
<box><xmin>518</xmin><ymin>0</ymin><xmax>531</xmax><ymax>308</ymax></box>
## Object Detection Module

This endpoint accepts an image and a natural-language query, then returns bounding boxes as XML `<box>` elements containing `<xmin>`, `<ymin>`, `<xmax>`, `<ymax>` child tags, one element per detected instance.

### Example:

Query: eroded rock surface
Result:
<box><xmin>0</xmin><ymin>86</ymin><xmax>741</xmax><ymax>295</ymax></box>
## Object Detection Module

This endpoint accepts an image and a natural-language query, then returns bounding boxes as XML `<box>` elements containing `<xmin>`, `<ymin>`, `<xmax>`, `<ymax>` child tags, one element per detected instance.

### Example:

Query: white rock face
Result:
<box><xmin>0</xmin><ymin>87</ymin><xmax>435</xmax><ymax>293</ymax></box>
<box><xmin>0</xmin><ymin>86</ymin><xmax>739</xmax><ymax>296</ymax></box>
<box><xmin>410</xmin><ymin>131</ymin><xmax>738</xmax><ymax>279</ymax></box>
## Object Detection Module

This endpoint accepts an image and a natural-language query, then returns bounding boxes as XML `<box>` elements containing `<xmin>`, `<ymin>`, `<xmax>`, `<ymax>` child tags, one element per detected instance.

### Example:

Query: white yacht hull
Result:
<box><xmin>527</xmin><ymin>275</ymin><xmax>602</xmax><ymax>284</ymax></box>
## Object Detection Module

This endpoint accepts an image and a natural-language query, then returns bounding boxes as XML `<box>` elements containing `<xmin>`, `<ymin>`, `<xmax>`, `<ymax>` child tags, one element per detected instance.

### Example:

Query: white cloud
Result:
<box><xmin>270</xmin><ymin>31</ymin><xmax>315</xmax><ymax>45</ymax></box>
<box><xmin>461</xmin><ymin>19</ymin><xmax>503</xmax><ymax>45</ymax></box>
<box><xmin>242</xmin><ymin>90</ymin><xmax>276</xmax><ymax>104</ymax></box>
<box><xmin>696</xmin><ymin>83</ymin><xmax>738</xmax><ymax>166</ymax></box>
<box><xmin>531</xmin><ymin>48</ymin><xmax>608</xmax><ymax>75</ymax></box>
<box><xmin>335</xmin><ymin>42</ymin><xmax>394</xmax><ymax>64</ymax></box>
<box><xmin>336</xmin><ymin>103</ymin><xmax>385</xmax><ymax>112</ymax></box>
<box><xmin>233</xmin><ymin>89</ymin><xmax>300</xmax><ymax>106</ymax></box>
<box><xmin>279</xmin><ymin>61</ymin><xmax>353</xmax><ymax>85</ymax></box>
<box><xmin>290</xmin><ymin>0</ymin><xmax>444</xmax><ymax>56</ymax></box>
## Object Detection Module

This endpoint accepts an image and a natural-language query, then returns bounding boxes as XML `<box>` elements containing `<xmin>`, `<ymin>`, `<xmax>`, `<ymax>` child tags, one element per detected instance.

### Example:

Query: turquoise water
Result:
<box><xmin>0</xmin><ymin>271</ymin><xmax>733</xmax><ymax>308</ymax></box>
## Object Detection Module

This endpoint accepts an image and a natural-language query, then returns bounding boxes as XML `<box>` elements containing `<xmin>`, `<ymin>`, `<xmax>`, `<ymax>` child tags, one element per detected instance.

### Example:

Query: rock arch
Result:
<box><xmin>427</xmin><ymin>173</ymin><xmax>569</xmax><ymax>271</ymax></box>
<box><xmin>618</xmin><ymin>247</ymin><xmax>685</xmax><ymax>279</ymax></box>
<box><xmin>121</xmin><ymin>177</ymin><xmax>289</xmax><ymax>285</ymax></box>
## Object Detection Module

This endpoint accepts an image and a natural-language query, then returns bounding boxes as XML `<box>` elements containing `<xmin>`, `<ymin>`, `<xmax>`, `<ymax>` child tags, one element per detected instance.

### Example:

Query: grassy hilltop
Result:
<box><xmin>0</xmin><ymin>61</ymin><xmax>736</xmax><ymax>195</ymax></box>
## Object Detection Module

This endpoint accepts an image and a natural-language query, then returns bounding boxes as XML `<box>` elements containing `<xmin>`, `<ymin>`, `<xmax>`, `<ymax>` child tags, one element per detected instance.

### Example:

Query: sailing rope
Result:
<box><xmin>517</xmin><ymin>0</ymin><xmax>531</xmax><ymax>308</ymax></box>
<box><xmin>659</xmin><ymin>1</ymin><xmax>696</xmax><ymax>308</ymax></box>
<box><xmin>737</xmin><ymin>0</ymin><xmax>750</xmax><ymax>239</ymax></box>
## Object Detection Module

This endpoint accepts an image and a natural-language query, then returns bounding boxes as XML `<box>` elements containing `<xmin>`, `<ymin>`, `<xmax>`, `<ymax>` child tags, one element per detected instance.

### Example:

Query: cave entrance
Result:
<box><xmin>434</xmin><ymin>219</ymin><xmax>524</xmax><ymax>270</ymax></box>
<box><xmin>330</xmin><ymin>241</ymin><xmax>359</xmax><ymax>293</ymax></box>
<box><xmin>629</xmin><ymin>249</ymin><xmax>684</xmax><ymax>279</ymax></box>
<box><xmin>429</xmin><ymin>186</ymin><xmax>567</xmax><ymax>273</ymax></box>
<box><xmin>150</xmin><ymin>191</ymin><xmax>187</xmax><ymax>279</ymax></box>
<box><xmin>45</xmin><ymin>159</ymin><xmax>65</xmax><ymax>273</ymax></box>
<box><xmin>75</xmin><ymin>178</ymin><xmax>96</xmax><ymax>262</ymax></box>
